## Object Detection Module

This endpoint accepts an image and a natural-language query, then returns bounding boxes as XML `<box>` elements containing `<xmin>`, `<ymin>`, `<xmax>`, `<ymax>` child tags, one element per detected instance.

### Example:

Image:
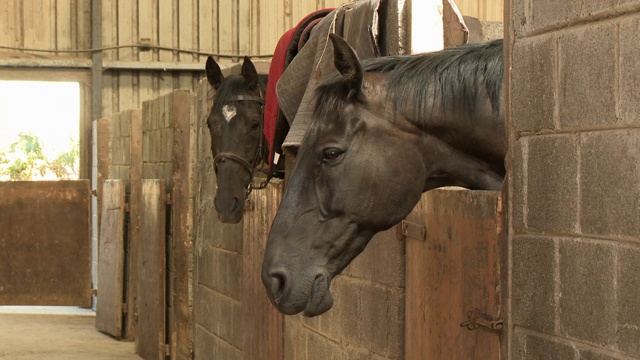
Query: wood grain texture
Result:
<box><xmin>0</xmin><ymin>181</ymin><xmax>91</xmax><ymax>306</ymax></box>
<box><xmin>405</xmin><ymin>189</ymin><xmax>503</xmax><ymax>360</ymax></box>
<box><xmin>95</xmin><ymin>179</ymin><xmax>126</xmax><ymax>338</ymax></box>
<box><xmin>126</xmin><ymin>109</ymin><xmax>143</xmax><ymax>340</ymax></box>
<box><xmin>242</xmin><ymin>180</ymin><xmax>285</xmax><ymax>360</ymax></box>
<box><xmin>168</xmin><ymin>90</ymin><xmax>196</xmax><ymax>360</ymax></box>
<box><xmin>136</xmin><ymin>179</ymin><xmax>167</xmax><ymax>360</ymax></box>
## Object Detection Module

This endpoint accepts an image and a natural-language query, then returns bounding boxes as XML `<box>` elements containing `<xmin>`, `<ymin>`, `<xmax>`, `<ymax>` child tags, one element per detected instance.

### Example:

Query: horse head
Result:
<box><xmin>206</xmin><ymin>56</ymin><xmax>267</xmax><ymax>223</ymax></box>
<box><xmin>261</xmin><ymin>34</ymin><xmax>431</xmax><ymax>316</ymax></box>
<box><xmin>261</xmin><ymin>34</ymin><xmax>506</xmax><ymax>316</ymax></box>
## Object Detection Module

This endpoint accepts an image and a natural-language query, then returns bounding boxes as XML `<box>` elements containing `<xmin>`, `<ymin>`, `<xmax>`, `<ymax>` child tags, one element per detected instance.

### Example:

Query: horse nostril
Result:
<box><xmin>267</xmin><ymin>270</ymin><xmax>289</xmax><ymax>305</ymax></box>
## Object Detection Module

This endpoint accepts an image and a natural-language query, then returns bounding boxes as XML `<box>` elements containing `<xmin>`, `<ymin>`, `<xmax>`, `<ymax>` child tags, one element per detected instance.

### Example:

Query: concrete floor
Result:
<box><xmin>0</xmin><ymin>307</ymin><xmax>141</xmax><ymax>360</ymax></box>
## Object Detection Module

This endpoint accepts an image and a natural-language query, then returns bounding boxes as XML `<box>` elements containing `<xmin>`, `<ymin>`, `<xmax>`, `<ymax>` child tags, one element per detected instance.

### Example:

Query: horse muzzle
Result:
<box><xmin>261</xmin><ymin>265</ymin><xmax>334</xmax><ymax>317</ymax></box>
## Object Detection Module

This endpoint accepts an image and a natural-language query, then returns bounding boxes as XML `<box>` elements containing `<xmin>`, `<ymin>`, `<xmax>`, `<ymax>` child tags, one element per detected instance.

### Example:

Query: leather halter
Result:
<box><xmin>213</xmin><ymin>93</ymin><xmax>269</xmax><ymax>194</ymax></box>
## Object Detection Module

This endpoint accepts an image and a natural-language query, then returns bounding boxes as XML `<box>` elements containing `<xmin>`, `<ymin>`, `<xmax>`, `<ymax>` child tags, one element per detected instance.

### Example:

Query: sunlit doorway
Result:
<box><xmin>0</xmin><ymin>80</ymin><xmax>80</xmax><ymax>181</ymax></box>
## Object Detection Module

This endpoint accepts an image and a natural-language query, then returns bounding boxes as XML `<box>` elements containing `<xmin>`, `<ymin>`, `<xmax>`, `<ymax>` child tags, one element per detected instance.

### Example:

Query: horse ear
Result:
<box><xmin>329</xmin><ymin>34</ymin><xmax>363</xmax><ymax>94</ymax></box>
<box><xmin>206</xmin><ymin>56</ymin><xmax>224</xmax><ymax>90</ymax></box>
<box><xmin>241</xmin><ymin>56</ymin><xmax>259</xmax><ymax>90</ymax></box>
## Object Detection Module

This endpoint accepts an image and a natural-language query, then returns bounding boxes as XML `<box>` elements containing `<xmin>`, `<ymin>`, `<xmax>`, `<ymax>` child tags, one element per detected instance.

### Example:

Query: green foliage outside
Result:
<box><xmin>0</xmin><ymin>132</ymin><xmax>79</xmax><ymax>180</ymax></box>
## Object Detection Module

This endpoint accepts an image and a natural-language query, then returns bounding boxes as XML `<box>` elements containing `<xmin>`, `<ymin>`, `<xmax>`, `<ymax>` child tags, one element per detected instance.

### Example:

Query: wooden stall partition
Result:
<box><xmin>96</xmin><ymin>118</ymin><xmax>111</xmax><ymax>244</ymax></box>
<box><xmin>169</xmin><ymin>89</ymin><xmax>197</xmax><ymax>360</ymax></box>
<box><xmin>404</xmin><ymin>189</ymin><xmax>503</xmax><ymax>360</ymax></box>
<box><xmin>137</xmin><ymin>179</ymin><xmax>168</xmax><ymax>360</ymax></box>
<box><xmin>127</xmin><ymin>109</ymin><xmax>143</xmax><ymax>340</ymax></box>
<box><xmin>95</xmin><ymin>179</ymin><xmax>126</xmax><ymax>337</ymax></box>
<box><xmin>242</xmin><ymin>180</ymin><xmax>285</xmax><ymax>360</ymax></box>
<box><xmin>0</xmin><ymin>181</ymin><xmax>91</xmax><ymax>306</ymax></box>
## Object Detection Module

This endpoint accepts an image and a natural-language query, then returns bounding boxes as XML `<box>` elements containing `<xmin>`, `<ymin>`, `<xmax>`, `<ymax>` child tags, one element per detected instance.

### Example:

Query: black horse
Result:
<box><xmin>205</xmin><ymin>56</ymin><xmax>269</xmax><ymax>223</ymax></box>
<box><xmin>262</xmin><ymin>34</ymin><xmax>506</xmax><ymax>316</ymax></box>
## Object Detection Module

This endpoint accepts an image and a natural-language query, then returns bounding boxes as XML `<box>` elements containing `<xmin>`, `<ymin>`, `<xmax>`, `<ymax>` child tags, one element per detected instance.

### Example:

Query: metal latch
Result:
<box><xmin>395</xmin><ymin>220</ymin><xmax>426</xmax><ymax>241</ymax></box>
<box><xmin>459</xmin><ymin>309</ymin><xmax>503</xmax><ymax>332</ymax></box>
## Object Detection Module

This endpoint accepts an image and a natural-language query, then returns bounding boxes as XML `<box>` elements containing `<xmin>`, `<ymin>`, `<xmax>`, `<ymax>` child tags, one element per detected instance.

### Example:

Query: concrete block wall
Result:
<box><xmin>507</xmin><ymin>1</ymin><xmax>640</xmax><ymax>359</ymax></box>
<box><xmin>284</xmin><ymin>229</ymin><xmax>406</xmax><ymax>360</ymax></box>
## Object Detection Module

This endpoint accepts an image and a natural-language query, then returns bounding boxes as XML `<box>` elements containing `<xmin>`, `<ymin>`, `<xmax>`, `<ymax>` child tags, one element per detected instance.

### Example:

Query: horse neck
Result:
<box><xmin>363</xmin><ymin>72</ymin><xmax>506</xmax><ymax>191</ymax></box>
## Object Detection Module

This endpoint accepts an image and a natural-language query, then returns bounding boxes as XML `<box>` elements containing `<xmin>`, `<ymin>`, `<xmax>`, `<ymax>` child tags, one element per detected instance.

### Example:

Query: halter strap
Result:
<box><xmin>214</xmin><ymin>89</ymin><xmax>270</xmax><ymax>193</ymax></box>
<box><xmin>227</xmin><ymin>94</ymin><xmax>265</xmax><ymax>104</ymax></box>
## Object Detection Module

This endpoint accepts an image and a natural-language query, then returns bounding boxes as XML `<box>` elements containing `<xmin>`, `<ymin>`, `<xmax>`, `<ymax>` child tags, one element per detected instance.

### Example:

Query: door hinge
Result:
<box><xmin>395</xmin><ymin>220</ymin><xmax>426</xmax><ymax>241</ymax></box>
<box><xmin>460</xmin><ymin>308</ymin><xmax>503</xmax><ymax>332</ymax></box>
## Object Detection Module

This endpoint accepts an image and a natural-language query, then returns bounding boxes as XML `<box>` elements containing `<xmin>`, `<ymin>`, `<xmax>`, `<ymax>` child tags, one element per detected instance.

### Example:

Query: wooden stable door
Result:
<box><xmin>404</xmin><ymin>189</ymin><xmax>503</xmax><ymax>360</ymax></box>
<box><xmin>95</xmin><ymin>180</ymin><xmax>126</xmax><ymax>337</ymax></box>
<box><xmin>0</xmin><ymin>181</ymin><xmax>92</xmax><ymax>307</ymax></box>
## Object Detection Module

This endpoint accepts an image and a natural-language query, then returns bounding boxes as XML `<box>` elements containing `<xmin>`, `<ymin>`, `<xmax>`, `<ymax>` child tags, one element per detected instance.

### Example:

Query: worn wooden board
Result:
<box><xmin>168</xmin><ymin>90</ymin><xmax>196</xmax><ymax>360</ymax></box>
<box><xmin>405</xmin><ymin>189</ymin><xmax>503</xmax><ymax>360</ymax></box>
<box><xmin>443</xmin><ymin>0</ymin><xmax>469</xmax><ymax>48</ymax></box>
<box><xmin>0</xmin><ymin>181</ymin><xmax>91</xmax><ymax>306</ymax></box>
<box><xmin>126</xmin><ymin>109</ymin><xmax>143</xmax><ymax>340</ymax></box>
<box><xmin>242</xmin><ymin>180</ymin><xmax>285</xmax><ymax>360</ymax></box>
<box><xmin>95</xmin><ymin>180</ymin><xmax>126</xmax><ymax>338</ymax></box>
<box><xmin>97</xmin><ymin>118</ymin><xmax>111</xmax><ymax>242</ymax></box>
<box><xmin>136</xmin><ymin>179</ymin><xmax>167</xmax><ymax>360</ymax></box>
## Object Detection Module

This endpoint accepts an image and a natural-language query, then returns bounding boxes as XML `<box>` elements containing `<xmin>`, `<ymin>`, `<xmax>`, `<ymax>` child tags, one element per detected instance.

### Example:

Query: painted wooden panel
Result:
<box><xmin>0</xmin><ymin>181</ymin><xmax>92</xmax><ymax>306</ymax></box>
<box><xmin>95</xmin><ymin>179</ymin><xmax>126</xmax><ymax>338</ymax></box>
<box><xmin>405</xmin><ymin>189</ymin><xmax>503</xmax><ymax>360</ymax></box>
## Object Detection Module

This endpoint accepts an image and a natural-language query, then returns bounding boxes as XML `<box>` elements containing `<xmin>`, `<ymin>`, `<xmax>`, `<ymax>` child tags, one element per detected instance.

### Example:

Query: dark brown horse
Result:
<box><xmin>262</xmin><ymin>34</ymin><xmax>506</xmax><ymax>316</ymax></box>
<box><xmin>205</xmin><ymin>56</ymin><xmax>269</xmax><ymax>223</ymax></box>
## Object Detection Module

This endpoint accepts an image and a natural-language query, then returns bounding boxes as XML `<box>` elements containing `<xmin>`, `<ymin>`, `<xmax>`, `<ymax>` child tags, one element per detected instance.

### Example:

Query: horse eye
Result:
<box><xmin>322</xmin><ymin>148</ymin><xmax>344</xmax><ymax>163</ymax></box>
<box><xmin>251</xmin><ymin>120</ymin><xmax>260</xmax><ymax>130</ymax></box>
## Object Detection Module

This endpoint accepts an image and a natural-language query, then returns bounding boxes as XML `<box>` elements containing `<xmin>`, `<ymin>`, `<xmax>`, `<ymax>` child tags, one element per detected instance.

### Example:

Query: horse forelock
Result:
<box><xmin>209</xmin><ymin>74</ymin><xmax>268</xmax><ymax>117</ymax></box>
<box><xmin>313</xmin><ymin>79</ymin><xmax>365</xmax><ymax>125</ymax></box>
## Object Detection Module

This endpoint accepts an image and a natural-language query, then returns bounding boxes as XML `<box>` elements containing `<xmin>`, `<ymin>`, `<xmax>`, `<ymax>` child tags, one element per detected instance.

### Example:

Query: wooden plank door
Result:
<box><xmin>136</xmin><ymin>179</ymin><xmax>167</xmax><ymax>360</ymax></box>
<box><xmin>405</xmin><ymin>189</ymin><xmax>503</xmax><ymax>360</ymax></box>
<box><xmin>0</xmin><ymin>181</ymin><xmax>91</xmax><ymax>306</ymax></box>
<box><xmin>242</xmin><ymin>180</ymin><xmax>285</xmax><ymax>360</ymax></box>
<box><xmin>95</xmin><ymin>179</ymin><xmax>126</xmax><ymax>337</ymax></box>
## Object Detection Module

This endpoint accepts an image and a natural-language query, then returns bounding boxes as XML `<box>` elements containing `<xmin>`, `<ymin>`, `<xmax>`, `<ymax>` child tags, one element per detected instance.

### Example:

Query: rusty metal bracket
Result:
<box><xmin>459</xmin><ymin>309</ymin><xmax>503</xmax><ymax>332</ymax></box>
<box><xmin>396</xmin><ymin>220</ymin><xmax>426</xmax><ymax>241</ymax></box>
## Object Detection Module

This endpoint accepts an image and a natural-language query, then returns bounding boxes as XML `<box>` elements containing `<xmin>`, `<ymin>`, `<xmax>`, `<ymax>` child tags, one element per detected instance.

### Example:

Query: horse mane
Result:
<box><xmin>314</xmin><ymin>39</ymin><xmax>503</xmax><ymax>125</ymax></box>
